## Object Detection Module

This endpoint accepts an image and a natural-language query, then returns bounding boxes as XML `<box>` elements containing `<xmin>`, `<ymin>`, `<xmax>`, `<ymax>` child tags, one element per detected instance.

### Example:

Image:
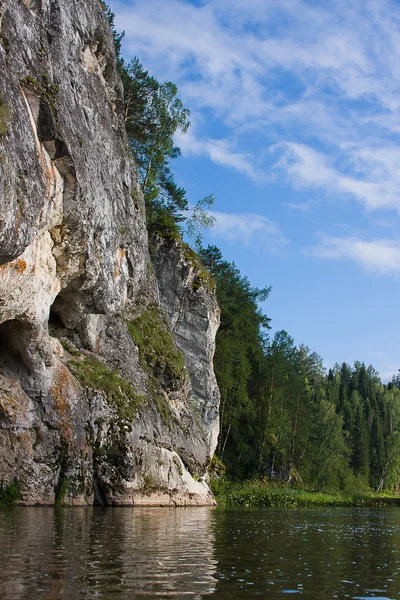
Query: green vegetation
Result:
<box><xmin>0</xmin><ymin>100</ymin><xmax>10</xmax><ymax>136</ymax></box>
<box><xmin>55</xmin><ymin>477</ymin><xmax>68</xmax><ymax>507</ymax></box>
<box><xmin>59</xmin><ymin>338</ymin><xmax>81</xmax><ymax>357</ymax></box>
<box><xmin>142</xmin><ymin>473</ymin><xmax>158</xmax><ymax>493</ymax></box>
<box><xmin>103</xmin><ymin>4</ymin><xmax>215</xmax><ymax>247</ymax></box>
<box><xmin>102</xmin><ymin>5</ymin><xmax>400</xmax><ymax>498</ymax></box>
<box><xmin>181</xmin><ymin>242</ymin><xmax>215</xmax><ymax>292</ymax></box>
<box><xmin>69</xmin><ymin>355</ymin><xmax>145</xmax><ymax>422</ymax></box>
<box><xmin>104</xmin><ymin>5</ymin><xmax>189</xmax><ymax>234</ymax></box>
<box><xmin>152</xmin><ymin>390</ymin><xmax>172</xmax><ymax>426</ymax></box>
<box><xmin>127</xmin><ymin>304</ymin><xmax>185</xmax><ymax>382</ymax></box>
<box><xmin>127</xmin><ymin>305</ymin><xmax>187</xmax><ymax>424</ymax></box>
<box><xmin>122</xmin><ymin>58</ymin><xmax>190</xmax><ymax>235</ymax></box>
<box><xmin>210</xmin><ymin>455</ymin><xmax>226</xmax><ymax>478</ymax></box>
<box><xmin>92</xmin><ymin>431</ymin><xmax>131</xmax><ymax>488</ymax></box>
<box><xmin>212</xmin><ymin>479</ymin><xmax>400</xmax><ymax>508</ymax></box>
<box><xmin>199</xmin><ymin>245</ymin><xmax>400</xmax><ymax>495</ymax></box>
<box><xmin>0</xmin><ymin>480</ymin><xmax>21</xmax><ymax>507</ymax></box>
<box><xmin>23</xmin><ymin>75</ymin><xmax>59</xmax><ymax>110</ymax></box>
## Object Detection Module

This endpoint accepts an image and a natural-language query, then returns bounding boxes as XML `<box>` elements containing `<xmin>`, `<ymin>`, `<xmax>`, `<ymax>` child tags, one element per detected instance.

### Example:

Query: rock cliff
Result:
<box><xmin>0</xmin><ymin>0</ymin><xmax>220</xmax><ymax>505</ymax></box>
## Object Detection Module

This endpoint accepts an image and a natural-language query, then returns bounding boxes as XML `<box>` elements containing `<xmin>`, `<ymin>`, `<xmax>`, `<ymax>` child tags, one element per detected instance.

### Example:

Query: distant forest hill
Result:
<box><xmin>104</xmin><ymin>4</ymin><xmax>400</xmax><ymax>494</ymax></box>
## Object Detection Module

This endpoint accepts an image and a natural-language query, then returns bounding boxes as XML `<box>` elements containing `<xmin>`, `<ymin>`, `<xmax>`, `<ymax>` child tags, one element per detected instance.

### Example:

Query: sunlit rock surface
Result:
<box><xmin>0</xmin><ymin>0</ymin><xmax>219</xmax><ymax>505</ymax></box>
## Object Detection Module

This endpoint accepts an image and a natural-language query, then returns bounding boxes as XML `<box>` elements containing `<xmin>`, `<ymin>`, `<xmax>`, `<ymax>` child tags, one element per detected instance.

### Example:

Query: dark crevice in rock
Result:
<box><xmin>48</xmin><ymin>309</ymin><xmax>65</xmax><ymax>331</ymax></box>
<box><xmin>37</xmin><ymin>100</ymin><xmax>58</xmax><ymax>143</ymax></box>
<box><xmin>93</xmin><ymin>476</ymin><xmax>109</xmax><ymax>506</ymax></box>
<box><xmin>50</xmin><ymin>291</ymin><xmax>84</xmax><ymax>332</ymax></box>
<box><xmin>0</xmin><ymin>319</ymin><xmax>30</xmax><ymax>378</ymax></box>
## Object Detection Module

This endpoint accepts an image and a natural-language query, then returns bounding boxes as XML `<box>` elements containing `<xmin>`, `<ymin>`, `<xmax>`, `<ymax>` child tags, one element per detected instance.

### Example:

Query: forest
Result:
<box><xmin>205</xmin><ymin>245</ymin><xmax>400</xmax><ymax>493</ymax></box>
<box><xmin>104</xmin><ymin>4</ymin><xmax>400</xmax><ymax>495</ymax></box>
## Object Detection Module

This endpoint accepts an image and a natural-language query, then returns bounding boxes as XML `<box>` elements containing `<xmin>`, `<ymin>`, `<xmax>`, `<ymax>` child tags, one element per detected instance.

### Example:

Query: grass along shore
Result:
<box><xmin>211</xmin><ymin>479</ymin><xmax>400</xmax><ymax>508</ymax></box>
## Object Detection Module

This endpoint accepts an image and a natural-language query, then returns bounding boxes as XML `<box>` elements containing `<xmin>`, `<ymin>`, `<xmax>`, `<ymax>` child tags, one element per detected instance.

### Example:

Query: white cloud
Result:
<box><xmin>307</xmin><ymin>235</ymin><xmax>400</xmax><ymax>275</ymax></box>
<box><xmin>108</xmin><ymin>0</ymin><xmax>400</xmax><ymax>211</ymax></box>
<box><xmin>176</xmin><ymin>128</ymin><xmax>262</xmax><ymax>180</ymax></box>
<box><xmin>282</xmin><ymin>201</ymin><xmax>312</xmax><ymax>212</ymax></box>
<box><xmin>273</xmin><ymin>142</ymin><xmax>400</xmax><ymax>212</ymax></box>
<box><xmin>208</xmin><ymin>210</ymin><xmax>288</xmax><ymax>254</ymax></box>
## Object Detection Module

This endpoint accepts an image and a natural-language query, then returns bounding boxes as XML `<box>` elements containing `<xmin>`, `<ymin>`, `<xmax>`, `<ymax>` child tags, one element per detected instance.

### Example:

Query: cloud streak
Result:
<box><xmin>176</xmin><ymin>128</ymin><xmax>262</xmax><ymax>180</ymax></box>
<box><xmin>307</xmin><ymin>235</ymin><xmax>400</xmax><ymax>275</ymax></box>
<box><xmin>208</xmin><ymin>210</ymin><xmax>288</xmax><ymax>254</ymax></box>
<box><xmin>273</xmin><ymin>142</ymin><xmax>400</xmax><ymax>212</ymax></box>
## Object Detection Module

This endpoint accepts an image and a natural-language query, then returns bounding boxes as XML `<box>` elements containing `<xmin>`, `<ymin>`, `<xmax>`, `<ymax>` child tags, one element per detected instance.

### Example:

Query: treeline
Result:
<box><xmin>201</xmin><ymin>246</ymin><xmax>400</xmax><ymax>492</ymax></box>
<box><xmin>103</xmin><ymin>5</ymin><xmax>400</xmax><ymax>493</ymax></box>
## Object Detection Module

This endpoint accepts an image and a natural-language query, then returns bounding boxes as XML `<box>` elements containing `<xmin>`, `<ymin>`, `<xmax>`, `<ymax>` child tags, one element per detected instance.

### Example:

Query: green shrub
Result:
<box><xmin>181</xmin><ymin>242</ymin><xmax>215</xmax><ymax>292</ymax></box>
<box><xmin>0</xmin><ymin>480</ymin><xmax>21</xmax><ymax>507</ymax></box>
<box><xmin>147</xmin><ymin>203</ymin><xmax>182</xmax><ymax>241</ymax></box>
<box><xmin>211</xmin><ymin>478</ymin><xmax>400</xmax><ymax>508</ymax></box>
<box><xmin>210</xmin><ymin>455</ymin><xmax>226</xmax><ymax>478</ymax></box>
<box><xmin>127</xmin><ymin>305</ymin><xmax>186</xmax><ymax>425</ymax></box>
<box><xmin>23</xmin><ymin>75</ymin><xmax>59</xmax><ymax>110</ymax></box>
<box><xmin>60</xmin><ymin>339</ymin><xmax>81</xmax><ymax>357</ymax></box>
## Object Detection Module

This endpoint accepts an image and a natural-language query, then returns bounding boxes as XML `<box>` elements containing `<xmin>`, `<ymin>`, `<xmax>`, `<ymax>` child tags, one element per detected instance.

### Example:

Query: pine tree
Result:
<box><xmin>352</xmin><ymin>404</ymin><xmax>370</xmax><ymax>478</ymax></box>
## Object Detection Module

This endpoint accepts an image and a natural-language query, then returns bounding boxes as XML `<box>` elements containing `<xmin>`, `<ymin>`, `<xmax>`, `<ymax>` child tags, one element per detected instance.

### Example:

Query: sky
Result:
<box><xmin>108</xmin><ymin>0</ymin><xmax>400</xmax><ymax>381</ymax></box>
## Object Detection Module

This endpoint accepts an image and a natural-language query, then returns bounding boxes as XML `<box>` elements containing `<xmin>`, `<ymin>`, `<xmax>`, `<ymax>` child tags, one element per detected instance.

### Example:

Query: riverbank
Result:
<box><xmin>211</xmin><ymin>479</ymin><xmax>400</xmax><ymax>508</ymax></box>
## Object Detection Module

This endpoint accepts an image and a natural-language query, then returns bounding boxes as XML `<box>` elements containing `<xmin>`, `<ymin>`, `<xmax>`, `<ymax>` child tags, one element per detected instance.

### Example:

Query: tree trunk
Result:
<box><xmin>220</xmin><ymin>424</ymin><xmax>232</xmax><ymax>460</ymax></box>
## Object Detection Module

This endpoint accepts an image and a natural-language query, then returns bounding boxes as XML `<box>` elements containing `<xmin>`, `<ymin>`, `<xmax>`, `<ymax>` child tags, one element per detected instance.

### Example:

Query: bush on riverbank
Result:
<box><xmin>211</xmin><ymin>478</ymin><xmax>400</xmax><ymax>508</ymax></box>
<box><xmin>0</xmin><ymin>480</ymin><xmax>21</xmax><ymax>507</ymax></box>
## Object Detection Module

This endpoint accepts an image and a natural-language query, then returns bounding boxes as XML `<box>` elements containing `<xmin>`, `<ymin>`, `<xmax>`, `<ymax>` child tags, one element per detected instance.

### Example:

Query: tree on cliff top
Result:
<box><xmin>102</xmin><ymin>4</ymin><xmax>192</xmax><ymax>237</ymax></box>
<box><xmin>121</xmin><ymin>59</ymin><xmax>190</xmax><ymax>224</ymax></box>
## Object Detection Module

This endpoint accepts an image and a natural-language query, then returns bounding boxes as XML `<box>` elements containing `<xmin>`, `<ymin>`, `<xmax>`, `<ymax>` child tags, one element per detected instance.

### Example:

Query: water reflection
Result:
<box><xmin>1</xmin><ymin>506</ymin><xmax>400</xmax><ymax>598</ymax></box>
<box><xmin>0</xmin><ymin>507</ymin><xmax>217</xmax><ymax>599</ymax></box>
<box><xmin>211</xmin><ymin>508</ymin><xmax>400</xmax><ymax>598</ymax></box>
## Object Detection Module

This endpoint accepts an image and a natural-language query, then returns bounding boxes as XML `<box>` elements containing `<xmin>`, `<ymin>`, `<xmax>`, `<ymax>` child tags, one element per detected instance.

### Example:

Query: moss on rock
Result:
<box><xmin>127</xmin><ymin>304</ymin><xmax>185</xmax><ymax>381</ymax></box>
<box><xmin>23</xmin><ymin>75</ymin><xmax>59</xmax><ymax>110</ymax></box>
<box><xmin>0</xmin><ymin>100</ymin><xmax>10</xmax><ymax>136</ymax></box>
<box><xmin>69</xmin><ymin>355</ymin><xmax>145</xmax><ymax>422</ymax></box>
<box><xmin>179</xmin><ymin>242</ymin><xmax>215</xmax><ymax>292</ymax></box>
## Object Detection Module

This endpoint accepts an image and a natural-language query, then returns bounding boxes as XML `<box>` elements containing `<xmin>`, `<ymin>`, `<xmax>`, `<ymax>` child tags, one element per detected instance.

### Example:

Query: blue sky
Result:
<box><xmin>108</xmin><ymin>0</ymin><xmax>400</xmax><ymax>381</ymax></box>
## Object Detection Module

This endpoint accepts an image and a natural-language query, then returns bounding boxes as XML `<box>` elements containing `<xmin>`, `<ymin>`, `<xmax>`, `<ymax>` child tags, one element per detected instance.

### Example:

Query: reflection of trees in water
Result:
<box><xmin>0</xmin><ymin>507</ymin><xmax>217</xmax><ymax>599</ymax></box>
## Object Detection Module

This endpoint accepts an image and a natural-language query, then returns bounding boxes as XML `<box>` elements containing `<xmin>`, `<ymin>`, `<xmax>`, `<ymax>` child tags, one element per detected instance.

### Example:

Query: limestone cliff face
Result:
<box><xmin>0</xmin><ymin>0</ymin><xmax>220</xmax><ymax>505</ymax></box>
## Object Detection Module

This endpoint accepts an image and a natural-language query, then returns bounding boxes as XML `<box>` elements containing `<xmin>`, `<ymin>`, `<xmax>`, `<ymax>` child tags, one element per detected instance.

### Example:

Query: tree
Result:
<box><xmin>389</xmin><ymin>370</ymin><xmax>400</xmax><ymax>390</ymax></box>
<box><xmin>101</xmin><ymin>2</ymin><xmax>124</xmax><ymax>63</ymax></box>
<box><xmin>121</xmin><ymin>59</ymin><xmax>191</xmax><ymax>230</ymax></box>
<box><xmin>185</xmin><ymin>195</ymin><xmax>216</xmax><ymax>248</ymax></box>
<box><xmin>200</xmin><ymin>246</ymin><xmax>271</xmax><ymax>477</ymax></box>
<box><xmin>103</xmin><ymin>5</ymin><xmax>191</xmax><ymax>236</ymax></box>
<box><xmin>102</xmin><ymin>3</ymin><xmax>400</xmax><ymax>493</ymax></box>
<box><xmin>305</xmin><ymin>399</ymin><xmax>349</xmax><ymax>489</ymax></box>
<box><xmin>370</xmin><ymin>413</ymin><xmax>384</xmax><ymax>489</ymax></box>
<box><xmin>352</xmin><ymin>404</ymin><xmax>369</xmax><ymax>478</ymax></box>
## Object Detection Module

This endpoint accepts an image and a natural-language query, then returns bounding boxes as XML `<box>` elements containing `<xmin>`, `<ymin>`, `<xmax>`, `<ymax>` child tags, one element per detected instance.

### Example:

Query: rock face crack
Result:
<box><xmin>0</xmin><ymin>0</ymin><xmax>220</xmax><ymax>506</ymax></box>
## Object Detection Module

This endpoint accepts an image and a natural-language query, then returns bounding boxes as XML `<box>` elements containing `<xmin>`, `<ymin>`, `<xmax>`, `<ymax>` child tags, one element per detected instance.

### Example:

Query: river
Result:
<box><xmin>0</xmin><ymin>506</ymin><xmax>399</xmax><ymax>598</ymax></box>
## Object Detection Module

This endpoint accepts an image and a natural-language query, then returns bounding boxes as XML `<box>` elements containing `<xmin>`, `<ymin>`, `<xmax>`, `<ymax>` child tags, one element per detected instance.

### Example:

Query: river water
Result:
<box><xmin>0</xmin><ymin>506</ymin><xmax>399</xmax><ymax>599</ymax></box>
